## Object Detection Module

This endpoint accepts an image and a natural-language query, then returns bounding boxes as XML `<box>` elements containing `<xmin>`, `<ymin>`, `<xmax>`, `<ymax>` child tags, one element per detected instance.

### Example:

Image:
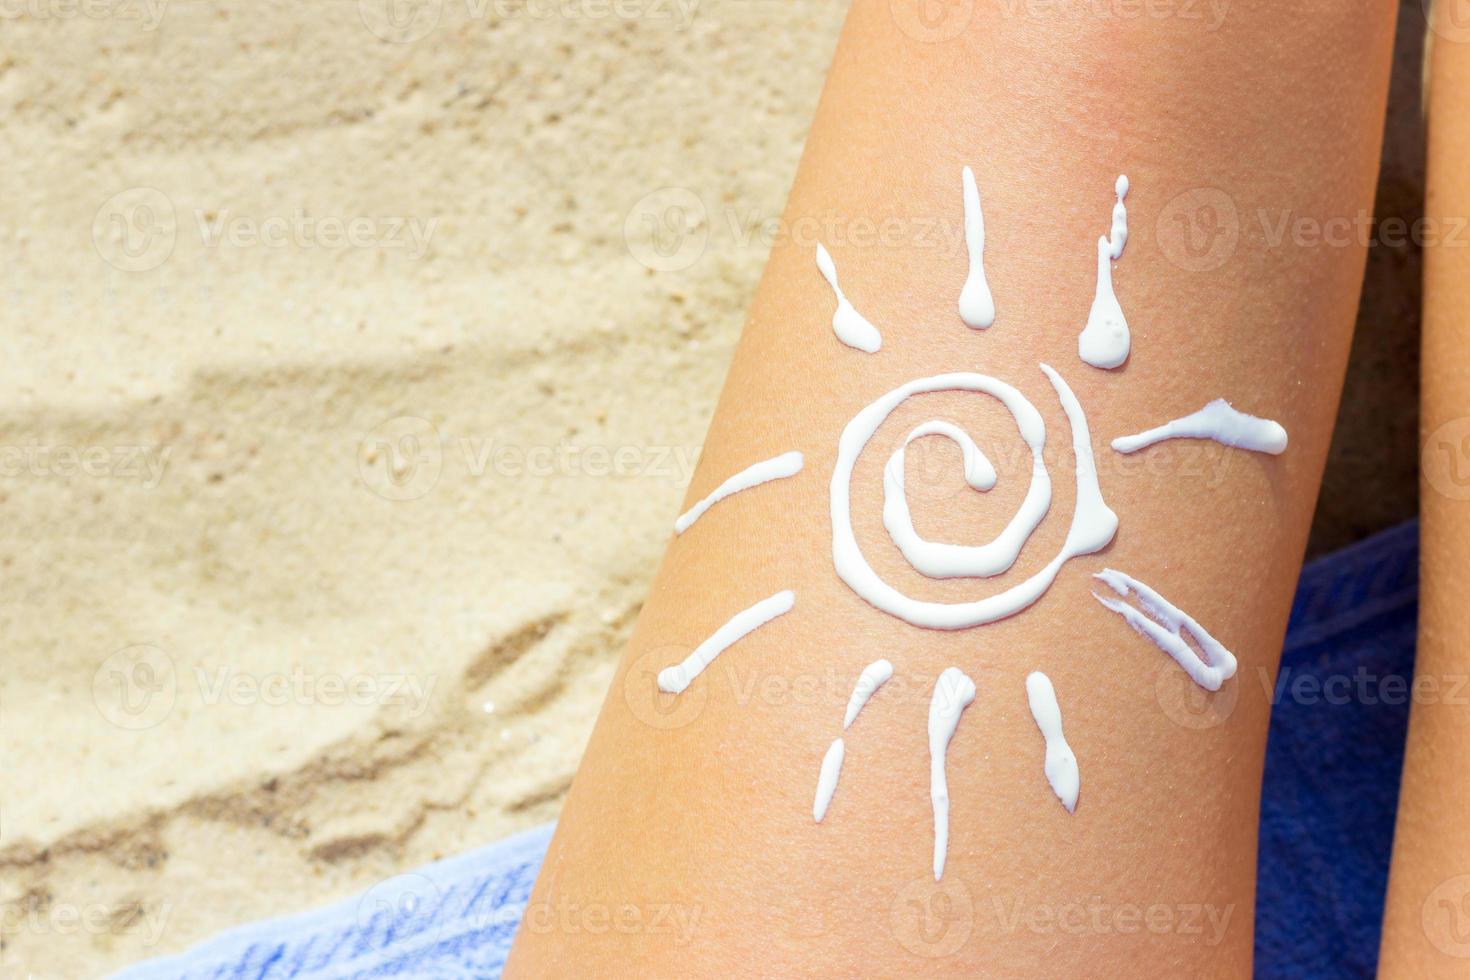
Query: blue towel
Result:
<box><xmin>1257</xmin><ymin>520</ymin><xmax>1418</xmax><ymax>979</ymax></box>
<box><xmin>114</xmin><ymin>521</ymin><xmax>1419</xmax><ymax>980</ymax></box>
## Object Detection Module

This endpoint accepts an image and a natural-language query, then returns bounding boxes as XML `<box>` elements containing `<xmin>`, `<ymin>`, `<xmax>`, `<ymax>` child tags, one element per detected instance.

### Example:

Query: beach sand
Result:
<box><xmin>0</xmin><ymin>1</ymin><xmax>1419</xmax><ymax>975</ymax></box>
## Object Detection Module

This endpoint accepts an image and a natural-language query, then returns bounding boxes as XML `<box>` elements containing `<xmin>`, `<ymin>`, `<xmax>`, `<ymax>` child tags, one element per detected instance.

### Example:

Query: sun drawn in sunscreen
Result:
<box><xmin>813</xmin><ymin>738</ymin><xmax>845</xmax><ymax>822</ymax></box>
<box><xmin>929</xmin><ymin>667</ymin><xmax>976</xmax><ymax>880</ymax></box>
<box><xmin>1078</xmin><ymin>176</ymin><xmax>1131</xmax><ymax>369</ymax></box>
<box><xmin>1108</xmin><ymin>174</ymin><xmax>1129</xmax><ymax>259</ymax></box>
<box><xmin>1026</xmin><ymin>672</ymin><xmax>1079</xmax><ymax>813</ymax></box>
<box><xmin>816</xmin><ymin>243</ymin><xmax>882</xmax><ymax>353</ymax></box>
<box><xmin>676</xmin><ymin>451</ymin><xmax>804</xmax><ymax>534</ymax></box>
<box><xmin>1112</xmin><ymin>399</ymin><xmax>1288</xmax><ymax>455</ymax></box>
<box><xmin>657</xmin><ymin>590</ymin><xmax>794</xmax><ymax>695</ymax></box>
<box><xmin>655</xmin><ymin>167</ymin><xmax>1290</xmax><ymax>884</ymax></box>
<box><xmin>843</xmin><ymin>659</ymin><xmax>893</xmax><ymax>729</ymax></box>
<box><xmin>959</xmin><ymin>166</ymin><xmax>996</xmax><ymax>328</ymax></box>
<box><xmin>1092</xmin><ymin>569</ymin><xmax>1238</xmax><ymax>692</ymax></box>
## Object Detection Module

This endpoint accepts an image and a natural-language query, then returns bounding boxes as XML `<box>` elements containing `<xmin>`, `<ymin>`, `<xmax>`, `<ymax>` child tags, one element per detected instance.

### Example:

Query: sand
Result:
<box><xmin>0</xmin><ymin>1</ymin><xmax>1421</xmax><ymax>976</ymax></box>
<box><xmin>0</xmin><ymin>2</ymin><xmax>844</xmax><ymax>974</ymax></box>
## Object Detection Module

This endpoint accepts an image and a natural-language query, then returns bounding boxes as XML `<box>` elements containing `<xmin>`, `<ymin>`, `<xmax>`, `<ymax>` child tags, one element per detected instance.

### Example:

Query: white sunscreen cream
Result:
<box><xmin>958</xmin><ymin>166</ymin><xmax>996</xmax><ymax>329</ymax></box>
<box><xmin>1025</xmin><ymin>671</ymin><xmax>1079</xmax><ymax>814</ymax></box>
<box><xmin>882</xmin><ymin>420</ymin><xmax>1049</xmax><ymax>580</ymax></box>
<box><xmin>1078</xmin><ymin>236</ymin><xmax>1130</xmax><ymax>369</ymax></box>
<box><xmin>1108</xmin><ymin>174</ymin><xmax>1129</xmax><ymax>259</ymax></box>
<box><xmin>929</xmin><ymin>667</ymin><xmax>976</xmax><ymax>880</ymax></box>
<box><xmin>816</xmin><ymin>243</ymin><xmax>882</xmax><ymax>353</ymax></box>
<box><xmin>674</xmin><ymin>450</ymin><xmax>804</xmax><ymax>534</ymax></box>
<box><xmin>1078</xmin><ymin>175</ymin><xmax>1131</xmax><ymax>369</ymax></box>
<box><xmin>1092</xmin><ymin>569</ymin><xmax>1238</xmax><ymax>691</ymax></box>
<box><xmin>1111</xmin><ymin>399</ymin><xmax>1288</xmax><ymax>455</ymax></box>
<box><xmin>813</xmin><ymin>738</ymin><xmax>845</xmax><ymax>823</ymax></box>
<box><xmin>830</xmin><ymin>365</ymin><xmax>1117</xmax><ymax>629</ymax></box>
<box><xmin>843</xmin><ymin>658</ymin><xmax>894</xmax><ymax>729</ymax></box>
<box><xmin>657</xmin><ymin>590</ymin><xmax>795</xmax><ymax>694</ymax></box>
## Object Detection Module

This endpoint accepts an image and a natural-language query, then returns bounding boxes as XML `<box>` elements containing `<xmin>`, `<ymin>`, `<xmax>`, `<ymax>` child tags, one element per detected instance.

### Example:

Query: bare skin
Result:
<box><xmin>1379</xmin><ymin>9</ymin><xmax>1470</xmax><ymax>975</ymax></box>
<box><xmin>507</xmin><ymin>2</ymin><xmax>1395</xmax><ymax>975</ymax></box>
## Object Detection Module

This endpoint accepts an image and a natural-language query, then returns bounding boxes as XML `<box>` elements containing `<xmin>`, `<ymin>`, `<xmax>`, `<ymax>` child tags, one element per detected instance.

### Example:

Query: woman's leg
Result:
<box><xmin>1380</xmin><ymin>6</ymin><xmax>1470</xmax><ymax>974</ymax></box>
<box><xmin>507</xmin><ymin>2</ymin><xmax>1396</xmax><ymax>974</ymax></box>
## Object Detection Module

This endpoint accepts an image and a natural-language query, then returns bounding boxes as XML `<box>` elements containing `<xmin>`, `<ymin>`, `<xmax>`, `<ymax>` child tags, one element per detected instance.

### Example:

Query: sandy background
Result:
<box><xmin>0</xmin><ymin>0</ymin><xmax>1421</xmax><ymax>975</ymax></box>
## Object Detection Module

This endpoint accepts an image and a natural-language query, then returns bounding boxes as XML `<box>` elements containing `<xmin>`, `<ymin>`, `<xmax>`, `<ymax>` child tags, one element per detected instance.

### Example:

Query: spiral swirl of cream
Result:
<box><xmin>830</xmin><ymin>364</ymin><xmax>1117</xmax><ymax>630</ymax></box>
